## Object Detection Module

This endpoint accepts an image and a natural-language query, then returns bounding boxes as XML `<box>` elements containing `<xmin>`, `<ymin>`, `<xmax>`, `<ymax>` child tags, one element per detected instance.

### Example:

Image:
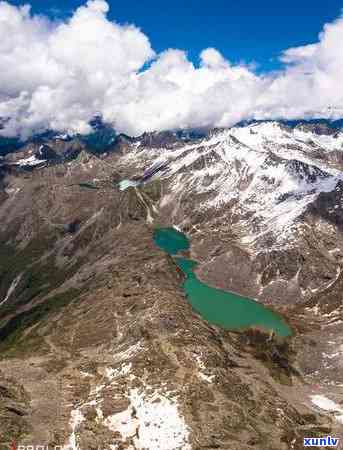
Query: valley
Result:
<box><xmin>0</xmin><ymin>120</ymin><xmax>343</xmax><ymax>449</ymax></box>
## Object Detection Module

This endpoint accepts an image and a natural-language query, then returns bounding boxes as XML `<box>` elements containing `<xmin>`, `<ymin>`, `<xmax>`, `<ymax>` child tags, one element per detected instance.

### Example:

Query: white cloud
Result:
<box><xmin>200</xmin><ymin>48</ymin><xmax>229</xmax><ymax>68</ymax></box>
<box><xmin>255</xmin><ymin>13</ymin><xmax>343</xmax><ymax>120</ymax></box>
<box><xmin>0</xmin><ymin>1</ymin><xmax>342</xmax><ymax>138</ymax></box>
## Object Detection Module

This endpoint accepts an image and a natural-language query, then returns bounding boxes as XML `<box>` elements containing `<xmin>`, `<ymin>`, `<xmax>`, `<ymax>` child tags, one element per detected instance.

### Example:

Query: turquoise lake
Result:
<box><xmin>154</xmin><ymin>227</ymin><xmax>292</xmax><ymax>337</ymax></box>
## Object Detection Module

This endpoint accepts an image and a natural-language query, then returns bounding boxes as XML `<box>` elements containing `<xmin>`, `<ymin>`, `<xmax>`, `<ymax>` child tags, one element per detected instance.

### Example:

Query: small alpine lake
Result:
<box><xmin>153</xmin><ymin>227</ymin><xmax>292</xmax><ymax>337</ymax></box>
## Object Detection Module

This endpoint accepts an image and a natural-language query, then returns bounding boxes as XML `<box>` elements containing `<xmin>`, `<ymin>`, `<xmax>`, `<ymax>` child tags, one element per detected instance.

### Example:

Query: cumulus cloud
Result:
<box><xmin>0</xmin><ymin>0</ymin><xmax>342</xmax><ymax>138</ymax></box>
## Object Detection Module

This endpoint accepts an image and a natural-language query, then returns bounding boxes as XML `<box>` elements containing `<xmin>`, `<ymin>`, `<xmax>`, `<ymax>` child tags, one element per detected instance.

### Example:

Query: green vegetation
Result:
<box><xmin>0</xmin><ymin>289</ymin><xmax>80</xmax><ymax>357</ymax></box>
<box><xmin>0</xmin><ymin>230</ymin><xmax>80</xmax><ymax>316</ymax></box>
<box><xmin>0</xmin><ymin>227</ymin><xmax>83</xmax><ymax>357</ymax></box>
<box><xmin>75</xmin><ymin>182</ymin><xmax>100</xmax><ymax>190</ymax></box>
<box><xmin>142</xmin><ymin>179</ymin><xmax>162</xmax><ymax>202</ymax></box>
<box><xmin>239</xmin><ymin>328</ymin><xmax>299</xmax><ymax>384</ymax></box>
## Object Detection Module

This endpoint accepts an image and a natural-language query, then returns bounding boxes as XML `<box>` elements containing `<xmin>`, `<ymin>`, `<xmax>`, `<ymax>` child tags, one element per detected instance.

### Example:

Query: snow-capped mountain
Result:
<box><xmin>119</xmin><ymin>121</ymin><xmax>343</xmax><ymax>251</ymax></box>
<box><xmin>0</xmin><ymin>115</ymin><xmax>118</xmax><ymax>163</ymax></box>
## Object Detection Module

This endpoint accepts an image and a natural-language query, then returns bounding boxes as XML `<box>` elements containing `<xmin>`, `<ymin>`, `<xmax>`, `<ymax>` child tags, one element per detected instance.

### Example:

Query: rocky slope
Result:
<box><xmin>0</xmin><ymin>120</ymin><xmax>343</xmax><ymax>449</ymax></box>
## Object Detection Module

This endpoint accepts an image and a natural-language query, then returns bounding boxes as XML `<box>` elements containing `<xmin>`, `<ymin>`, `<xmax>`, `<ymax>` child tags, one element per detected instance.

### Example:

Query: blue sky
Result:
<box><xmin>9</xmin><ymin>0</ymin><xmax>343</xmax><ymax>71</ymax></box>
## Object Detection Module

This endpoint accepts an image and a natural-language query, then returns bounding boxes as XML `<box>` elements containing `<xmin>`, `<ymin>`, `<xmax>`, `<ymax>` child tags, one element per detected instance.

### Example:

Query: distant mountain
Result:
<box><xmin>79</xmin><ymin>115</ymin><xmax>117</xmax><ymax>152</ymax></box>
<box><xmin>0</xmin><ymin>136</ymin><xmax>21</xmax><ymax>156</ymax></box>
<box><xmin>0</xmin><ymin>115</ymin><xmax>117</xmax><ymax>158</ymax></box>
<box><xmin>237</xmin><ymin>118</ymin><xmax>343</xmax><ymax>130</ymax></box>
<box><xmin>1</xmin><ymin>116</ymin><xmax>343</xmax><ymax>158</ymax></box>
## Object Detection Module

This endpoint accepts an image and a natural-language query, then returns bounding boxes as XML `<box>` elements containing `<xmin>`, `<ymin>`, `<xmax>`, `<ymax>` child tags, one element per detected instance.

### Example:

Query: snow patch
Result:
<box><xmin>113</xmin><ymin>341</ymin><xmax>143</xmax><ymax>363</ymax></box>
<box><xmin>89</xmin><ymin>383</ymin><xmax>106</xmax><ymax>397</ymax></box>
<box><xmin>0</xmin><ymin>273</ymin><xmax>22</xmax><ymax>308</ymax></box>
<box><xmin>64</xmin><ymin>408</ymin><xmax>85</xmax><ymax>450</ymax></box>
<box><xmin>195</xmin><ymin>354</ymin><xmax>215</xmax><ymax>383</ymax></box>
<box><xmin>129</xmin><ymin>388</ymin><xmax>191</xmax><ymax>450</ymax></box>
<box><xmin>104</xmin><ymin>405</ymin><xmax>139</xmax><ymax>440</ymax></box>
<box><xmin>106</xmin><ymin>362</ymin><xmax>132</xmax><ymax>381</ymax></box>
<box><xmin>311</xmin><ymin>395</ymin><xmax>343</xmax><ymax>424</ymax></box>
<box><xmin>15</xmin><ymin>155</ymin><xmax>46</xmax><ymax>167</ymax></box>
<box><xmin>79</xmin><ymin>371</ymin><xmax>93</xmax><ymax>378</ymax></box>
<box><xmin>101</xmin><ymin>387</ymin><xmax>190</xmax><ymax>450</ymax></box>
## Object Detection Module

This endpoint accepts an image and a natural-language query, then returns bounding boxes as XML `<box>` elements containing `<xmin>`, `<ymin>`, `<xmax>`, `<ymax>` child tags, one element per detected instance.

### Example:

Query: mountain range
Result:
<box><xmin>0</xmin><ymin>119</ymin><xmax>343</xmax><ymax>449</ymax></box>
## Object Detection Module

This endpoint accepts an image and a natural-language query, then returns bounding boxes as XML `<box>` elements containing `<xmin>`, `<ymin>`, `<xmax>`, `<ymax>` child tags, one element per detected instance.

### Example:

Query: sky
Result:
<box><xmin>0</xmin><ymin>0</ymin><xmax>343</xmax><ymax>137</ymax></box>
<box><xmin>8</xmin><ymin>0</ymin><xmax>343</xmax><ymax>71</ymax></box>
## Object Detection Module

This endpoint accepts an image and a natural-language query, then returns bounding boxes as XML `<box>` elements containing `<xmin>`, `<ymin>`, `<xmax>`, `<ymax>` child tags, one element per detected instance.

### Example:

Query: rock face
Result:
<box><xmin>0</xmin><ymin>120</ymin><xmax>343</xmax><ymax>449</ymax></box>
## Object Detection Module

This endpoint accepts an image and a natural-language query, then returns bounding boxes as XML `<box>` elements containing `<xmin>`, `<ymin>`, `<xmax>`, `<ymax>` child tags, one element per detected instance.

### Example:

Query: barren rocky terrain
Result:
<box><xmin>0</xmin><ymin>120</ymin><xmax>342</xmax><ymax>449</ymax></box>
